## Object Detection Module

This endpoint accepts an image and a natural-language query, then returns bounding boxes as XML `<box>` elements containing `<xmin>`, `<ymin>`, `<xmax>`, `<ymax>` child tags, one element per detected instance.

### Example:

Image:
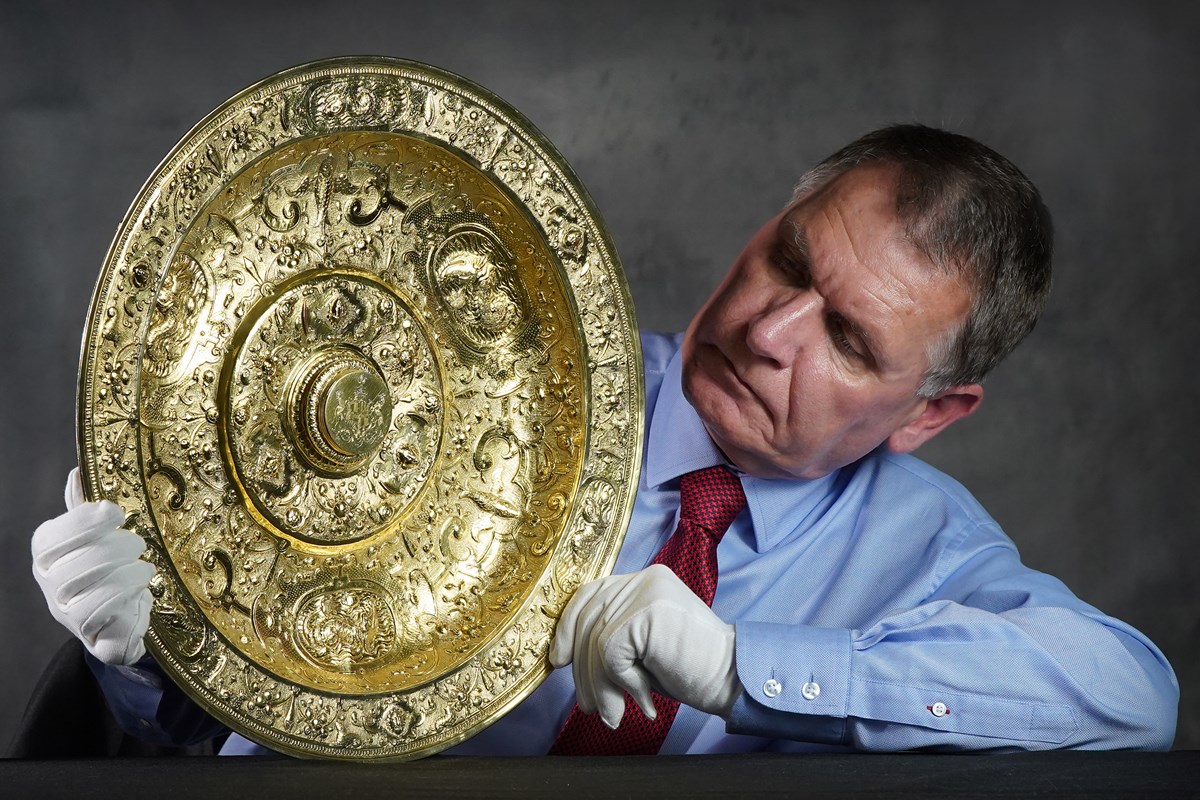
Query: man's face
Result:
<box><xmin>681</xmin><ymin>163</ymin><xmax>975</xmax><ymax>480</ymax></box>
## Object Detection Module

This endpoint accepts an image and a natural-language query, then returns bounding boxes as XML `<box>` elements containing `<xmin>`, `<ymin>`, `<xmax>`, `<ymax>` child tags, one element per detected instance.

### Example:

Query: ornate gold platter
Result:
<box><xmin>77</xmin><ymin>57</ymin><xmax>642</xmax><ymax>760</ymax></box>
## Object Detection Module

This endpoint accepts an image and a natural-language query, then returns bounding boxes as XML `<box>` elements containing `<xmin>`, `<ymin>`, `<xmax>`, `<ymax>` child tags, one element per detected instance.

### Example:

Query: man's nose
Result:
<box><xmin>744</xmin><ymin>290</ymin><xmax>821</xmax><ymax>367</ymax></box>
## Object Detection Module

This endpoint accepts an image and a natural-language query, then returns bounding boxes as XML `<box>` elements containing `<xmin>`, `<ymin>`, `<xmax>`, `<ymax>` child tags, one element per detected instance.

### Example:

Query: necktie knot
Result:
<box><xmin>679</xmin><ymin>465</ymin><xmax>747</xmax><ymax>536</ymax></box>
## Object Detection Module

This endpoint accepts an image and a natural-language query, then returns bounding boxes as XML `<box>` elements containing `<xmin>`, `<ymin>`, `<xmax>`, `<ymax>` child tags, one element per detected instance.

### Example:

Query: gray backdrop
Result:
<box><xmin>2</xmin><ymin>0</ymin><xmax>1197</xmax><ymax>751</ymax></box>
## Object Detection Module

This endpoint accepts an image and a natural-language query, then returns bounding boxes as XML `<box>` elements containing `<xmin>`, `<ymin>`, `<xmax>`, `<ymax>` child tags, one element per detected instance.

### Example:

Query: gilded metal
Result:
<box><xmin>77</xmin><ymin>57</ymin><xmax>643</xmax><ymax>760</ymax></box>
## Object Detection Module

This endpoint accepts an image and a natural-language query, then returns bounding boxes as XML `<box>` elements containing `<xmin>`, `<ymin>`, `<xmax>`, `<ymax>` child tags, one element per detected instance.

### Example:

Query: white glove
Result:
<box><xmin>31</xmin><ymin>468</ymin><xmax>155</xmax><ymax>665</ymax></box>
<box><xmin>549</xmin><ymin>563</ymin><xmax>743</xmax><ymax>729</ymax></box>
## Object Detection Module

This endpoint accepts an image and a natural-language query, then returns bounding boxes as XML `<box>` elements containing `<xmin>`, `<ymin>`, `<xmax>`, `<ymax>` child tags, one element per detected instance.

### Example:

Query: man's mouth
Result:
<box><xmin>709</xmin><ymin>345</ymin><xmax>754</xmax><ymax>398</ymax></box>
<box><xmin>700</xmin><ymin>340</ymin><xmax>784</xmax><ymax>428</ymax></box>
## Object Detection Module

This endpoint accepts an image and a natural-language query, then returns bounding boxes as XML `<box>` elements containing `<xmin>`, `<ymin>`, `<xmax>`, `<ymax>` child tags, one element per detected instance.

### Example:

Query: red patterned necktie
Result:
<box><xmin>548</xmin><ymin>464</ymin><xmax>747</xmax><ymax>755</ymax></box>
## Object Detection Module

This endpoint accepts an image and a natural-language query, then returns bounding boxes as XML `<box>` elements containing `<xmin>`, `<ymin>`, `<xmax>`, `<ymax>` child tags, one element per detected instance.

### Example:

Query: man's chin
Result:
<box><xmin>695</xmin><ymin>417</ymin><xmax>775</xmax><ymax>478</ymax></box>
<box><xmin>704</xmin><ymin>423</ymin><xmax>839</xmax><ymax>481</ymax></box>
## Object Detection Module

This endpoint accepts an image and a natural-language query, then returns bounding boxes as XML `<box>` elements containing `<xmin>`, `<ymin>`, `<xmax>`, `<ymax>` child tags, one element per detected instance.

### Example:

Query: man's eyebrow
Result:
<box><xmin>782</xmin><ymin>218</ymin><xmax>812</xmax><ymax>266</ymax></box>
<box><xmin>782</xmin><ymin>216</ymin><xmax>883</xmax><ymax>365</ymax></box>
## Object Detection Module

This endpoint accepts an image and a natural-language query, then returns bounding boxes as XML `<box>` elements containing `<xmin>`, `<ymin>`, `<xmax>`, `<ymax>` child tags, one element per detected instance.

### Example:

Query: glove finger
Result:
<box><xmin>575</xmin><ymin>572</ymin><xmax>642</xmax><ymax>661</ymax></box>
<box><xmin>82</xmin><ymin>584</ymin><xmax>153</xmax><ymax>665</ymax></box>
<box><xmin>612</xmin><ymin>663</ymin><xmax>658</xmax><ymax>721</ymax></box>
<box><xmin>33</xmin><ymin>501</ymin><xmax>129</xmax><ymax>571</ymax></box>
<box><xmin>48</xmin><ymin>533</ymin><xmax>149</xmax><ymax>606</ymax></box>
<box><xmin>549</xmin><ymin>576</ymin><xmax>608</xmax><ymax>667</ymax></box>
<box><xmin>63</xmin><ymin>559</ymin><xmax>155</xmax><ymax>636</ymax></box>
<box><xmin>76</xmin><ymin>583</ymin><xmax>140</xmax><ymax>645</ymax></box>
<box><xmin>573</xmin><ymin>604</ymin><xmax>609</xmax><ymax>715</ymax></box>
<box><xmin>576</xmin><ymin>582</ymin><xmax>629</xmax><ymax>716</ymax></box>
<box><xmin>593</xmin><ymin>671</ymin><xmax>630</xmax><ymax>729</ymax></box>
<box><xmin>60</xmin><ymin>524</ymin><xmax>146</xmax><ymax>574</ymax></box>
<box><xmin>65</xmin><ymin>468</ymin><xmax>85</xmax><ymax>511</ymax></box>
<box><xmin>75</xmin><ymin>561</ymin><xmax>155</xmax><ymax>641</ymax></box>
<box><xmin>549</xmin><ymin>575</ymin><xmax>619</xmax><ymax>671</ymax></box>
<box><xmin>594</xmin><ymin>604</ymin><xmax>656</xmax><ymax>720</ymax></box>
<box><xmin>571</xmin><ymin>593</ymin><xmax>605</xmax><ymax>683</ymax></box>
<box><xmin>89</xmin><ymin>633</ymin><xmax>148</xmax><ymax>667</ymax></box>
<box><xmin>555</xmin><ymin>573</ymin><xmax>638</xmax><ymax>715</ymax></box>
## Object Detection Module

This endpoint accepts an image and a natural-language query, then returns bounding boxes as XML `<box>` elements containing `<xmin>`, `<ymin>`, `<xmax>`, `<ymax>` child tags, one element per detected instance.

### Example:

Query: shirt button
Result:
<box><xmin>929</xmin><ymin>702</ymin><xmax>949</xmax><ymax>717</ymax></box>
<box><xmin>801</xmin><ymin>681</ymin><xmax>821</xmax><ymax>701</ymax></box>
<box><xmin>762</xmin><ymin>679</ymin><xmax>783</xmax><ymax>698</ymax></box>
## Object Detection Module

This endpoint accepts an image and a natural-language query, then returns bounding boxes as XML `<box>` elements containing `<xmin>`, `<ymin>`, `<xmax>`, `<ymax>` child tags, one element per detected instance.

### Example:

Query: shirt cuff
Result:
<box><xmin>86</xmin><ymin>651</ymin><xmax>228</xmax><ymax>746</ymax></box>
<box><xmin>109</xmin><ymin>657</ymin><xmax>164</xmax><ymax>690</ymax></box>
<box><xmin>726</xmin><ymin>622</ymin><xmax>852</xmax><ymax>744</ymax></box>
<box><xmin>733</xmin><ymin>621</ymin><xmax>852</xmax><ymax>717</ymax></box>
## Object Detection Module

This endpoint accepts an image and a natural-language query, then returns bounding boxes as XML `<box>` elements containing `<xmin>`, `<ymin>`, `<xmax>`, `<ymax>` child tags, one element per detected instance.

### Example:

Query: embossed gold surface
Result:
<box><xmin>77</xmin><ymin>57</ymin><xmax>642</xmax><ymax>760</ymax></box>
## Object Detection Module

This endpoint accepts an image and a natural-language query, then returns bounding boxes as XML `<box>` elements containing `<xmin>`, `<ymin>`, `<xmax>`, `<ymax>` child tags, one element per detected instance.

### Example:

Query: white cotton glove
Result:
<box><xmin>549</xmin><ymin>563</ymin><xmax>743</xmax><ymax>729</ymax></box>
<box><xmin>31</xmin><ymin>468</ymin><xmax>155</xmax><ymax>665</ymax></box>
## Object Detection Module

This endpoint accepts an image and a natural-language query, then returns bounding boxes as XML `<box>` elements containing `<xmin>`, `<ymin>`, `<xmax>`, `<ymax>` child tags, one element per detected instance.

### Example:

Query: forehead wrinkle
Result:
<box><xmin>812</xmin><ymin>197</ymin><xmax>940</xmax><ymax>373</ymax></box>
<box><xmin>858</xmin><ymin>239</ymin><xmax>946</xmax><ymax>368</ymax></box>
<box><xmin>805</xmin><ymin>204</ymin><xmax>894</xmax><ymax>349</ymax></box>
<box><xmin>880</xmin><ymin>232</ymin><xmax>964</xmax><ymax>319</ymax></box>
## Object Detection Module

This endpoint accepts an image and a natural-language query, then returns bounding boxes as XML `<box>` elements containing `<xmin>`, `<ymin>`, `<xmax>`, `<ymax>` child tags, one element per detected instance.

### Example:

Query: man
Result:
<box><xmin>32</xmin><ymin>125</ymin><xmax>1178</xmax><ymax>754</ymax></box>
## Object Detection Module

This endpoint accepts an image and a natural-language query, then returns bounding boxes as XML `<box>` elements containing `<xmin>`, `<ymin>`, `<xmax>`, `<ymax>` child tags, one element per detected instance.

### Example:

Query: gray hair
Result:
<box><xmin>792</xmin><ymin>124</ymin><xmax>1053</xmax><ymax>398</ymax></box>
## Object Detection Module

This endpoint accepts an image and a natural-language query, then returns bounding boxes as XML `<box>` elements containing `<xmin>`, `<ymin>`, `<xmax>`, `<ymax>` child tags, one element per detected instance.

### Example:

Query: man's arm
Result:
<box><xmin>560</xmin><ymin>524</ymin><xmax>1177</xmax><ymax>751</ymax></box>
<box><xmin>731</xmin><ymin>530</ymin><xmax>1178</xmax><ymax>751</ymax></box>
<box><xmin>86</xmin><ymin>655</ymin><xmax>229</xmax><ymax>747</ymax></box>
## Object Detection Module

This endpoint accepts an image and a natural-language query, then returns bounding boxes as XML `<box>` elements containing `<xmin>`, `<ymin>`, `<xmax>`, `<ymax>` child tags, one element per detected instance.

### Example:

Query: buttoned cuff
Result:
<box><xmin>86</xmin><ymin>652</ymin><xmax>228</xmax><ymax>746</ymax></box>
<box><xmin>734</xmin><ymin>621</ymin><xmax>851</xmax><ymax>715</ymax></box>
<box><xmin>726</xmin><ymin>621</ymin><xmax>851</xmax><ymax>743</ymax></box>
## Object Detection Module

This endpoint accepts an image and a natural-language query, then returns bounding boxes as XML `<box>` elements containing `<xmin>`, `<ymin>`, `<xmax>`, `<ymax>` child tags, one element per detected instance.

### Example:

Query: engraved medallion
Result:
<box><xmin>77</xmin><ymin>57</ymin><xmax>642</xmax><ymax>760</ymax></box>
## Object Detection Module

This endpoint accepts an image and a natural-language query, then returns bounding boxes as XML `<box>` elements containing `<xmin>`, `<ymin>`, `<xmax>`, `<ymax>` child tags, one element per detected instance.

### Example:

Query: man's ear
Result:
<box><xmin>887</xmin><ymin>384</ymin><xmax>984</xmax><ymax>454</ymax></box>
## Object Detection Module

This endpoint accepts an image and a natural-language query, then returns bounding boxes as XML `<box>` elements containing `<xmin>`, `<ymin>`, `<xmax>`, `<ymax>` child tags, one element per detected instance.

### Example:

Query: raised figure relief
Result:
<box><xmin>144</xmin><ymin>253</ymin><xmax>209</xmax><ymax>380</ymax></box>
<box><xmin>430</xmin><ymin>225</ymin><xmax>530</xmax><ymax>355</ymax></box>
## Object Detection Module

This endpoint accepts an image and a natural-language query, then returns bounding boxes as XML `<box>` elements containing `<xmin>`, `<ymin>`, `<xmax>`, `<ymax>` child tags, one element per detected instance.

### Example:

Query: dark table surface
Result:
<box><xmin>3</xmin><ymin>752</ymin><xmax>1198</xmax><ymax>800</ymax></box>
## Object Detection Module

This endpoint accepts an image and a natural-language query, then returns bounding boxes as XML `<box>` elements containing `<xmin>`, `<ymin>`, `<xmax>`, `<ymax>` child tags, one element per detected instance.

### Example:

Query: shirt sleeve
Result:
<box><xmin>726</xmin><ymin>522</ymin><xmax>1178</xmax><ymax>752</ymax></box>
<box><xmin>86</xmin><ymin>653</ymin><xmax>228</xmax><ymax>747</ymax></box>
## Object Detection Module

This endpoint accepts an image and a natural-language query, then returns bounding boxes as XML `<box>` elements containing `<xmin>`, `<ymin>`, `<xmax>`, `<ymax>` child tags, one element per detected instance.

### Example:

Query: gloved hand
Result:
<box><xmin>549</xmin><ymin>563</ymin><xmax>743</xmax><ymax>729</ymax></box>
<box><xmin>31</xmin><ymin>468</ymin><xmax>155</xmax><ymax>665</ymax></box>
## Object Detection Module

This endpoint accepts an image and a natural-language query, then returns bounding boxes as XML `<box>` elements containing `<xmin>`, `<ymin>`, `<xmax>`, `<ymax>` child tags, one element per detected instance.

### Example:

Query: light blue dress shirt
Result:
<box><xmin>95</xmin><ymin>331</ymin><xmax>1178</xmax><ymax>753</ymax></box>
<box><xmin>449</xmin><ymin>332</ymin><xmax>1177</xmax><ymax>753</ymax></box>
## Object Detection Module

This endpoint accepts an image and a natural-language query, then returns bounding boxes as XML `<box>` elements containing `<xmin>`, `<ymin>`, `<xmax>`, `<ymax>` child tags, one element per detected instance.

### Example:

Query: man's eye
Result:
<box><xmin>833</xmin><ymin>328</ymin><xmax>857</xmax><ymax>355</ymax></box>
<box><xmin>771</xmin><ymin>249</ymin><xmax>810</xmax><ymax>287</ymax></box>
<box><xmin>828</xmin><ymin>318</ymin><xmax>863</xmax><ymax>359</ymax></box>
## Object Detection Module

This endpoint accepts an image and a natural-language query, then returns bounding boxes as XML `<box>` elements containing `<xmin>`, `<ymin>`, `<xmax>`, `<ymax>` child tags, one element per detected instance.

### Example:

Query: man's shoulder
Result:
<box><xmin>858</xmin><ymin>449</ymin><xmax>999</xmax><ymax>532</ymax></box>
<box><xmin>826</xmin><ymin>449</ymin><xmax>1019</xmax><ymax>573</ymax></box>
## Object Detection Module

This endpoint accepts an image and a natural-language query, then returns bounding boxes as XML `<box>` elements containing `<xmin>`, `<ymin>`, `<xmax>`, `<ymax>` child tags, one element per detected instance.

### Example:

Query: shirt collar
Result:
<box><xmin>645</xmin><ymin>346</ymin><xmax>840</xmax><ymax>553</ymax></box>
<box><xmin>645</xmin><ymin>349</ymin><xmax>726</xmax><ymax>486</ymax></box>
